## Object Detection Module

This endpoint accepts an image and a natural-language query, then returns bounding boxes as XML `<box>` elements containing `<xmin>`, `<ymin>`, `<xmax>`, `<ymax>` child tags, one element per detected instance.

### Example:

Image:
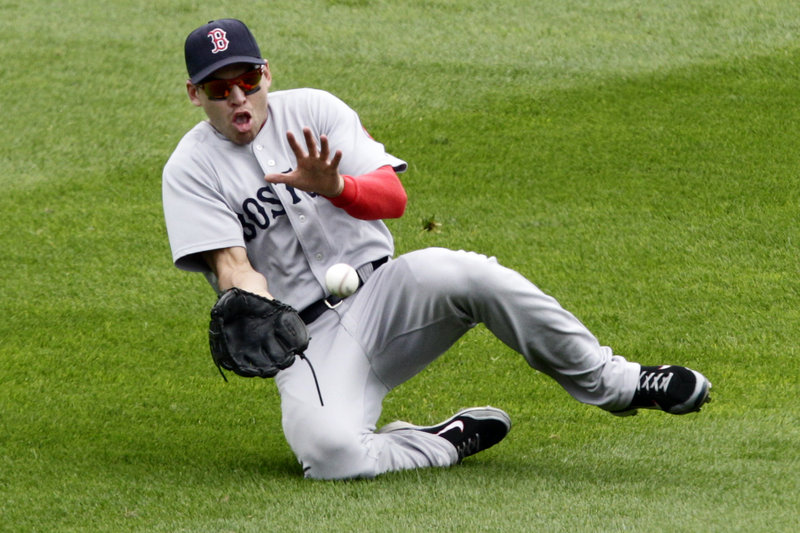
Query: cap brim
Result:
<box><xmin>190</xmin><ymin>56</ymin><xmax>264</xmax><ymax>84</ymax></box>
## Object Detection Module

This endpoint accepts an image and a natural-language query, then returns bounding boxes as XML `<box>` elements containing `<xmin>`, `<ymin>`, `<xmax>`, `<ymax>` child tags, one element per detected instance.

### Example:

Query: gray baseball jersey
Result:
<box><xmin>162</xmin><ymin>88</ymin><xmax>407</xmax><ymax>308</ymax></box>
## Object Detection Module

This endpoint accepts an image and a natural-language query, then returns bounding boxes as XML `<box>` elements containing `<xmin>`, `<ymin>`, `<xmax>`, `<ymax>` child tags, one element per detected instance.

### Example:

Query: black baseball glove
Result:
<box><xmin>208</xmin><ymin>288</ymin><xmax>309</xmax><ymax>379</ymax></box>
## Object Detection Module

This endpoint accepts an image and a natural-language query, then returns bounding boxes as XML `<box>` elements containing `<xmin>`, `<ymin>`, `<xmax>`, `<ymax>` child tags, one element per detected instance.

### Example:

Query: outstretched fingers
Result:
<box><xmin>303</xmin><ymin>127</ymin><xmax>318</xmax><ymax>158</ymax></box>
<box><xmin>317</xmin><ymin>135</ymin><xmax>343</xmax><ymax>173</ymax></box>
<box><xmin>265</xmin><ymin>128</ymin><xmax>344</xmax><ymax>197</ymax></box>
<box><xmin>285</xmin><ymin>130</ymin><xmax>307</xmax><ymax>160</ymax></box>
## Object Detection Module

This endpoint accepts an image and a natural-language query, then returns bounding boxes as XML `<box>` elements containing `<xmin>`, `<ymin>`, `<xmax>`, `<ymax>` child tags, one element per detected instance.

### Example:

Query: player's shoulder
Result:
<box><xmin>170</xmin><ymin>121</ymin><xmax>218</xmax><ymax>152</ymax></box>
<box><xmin>164</xmin><ymin>122</ymin><xmax>224</xmax><ymax>174</ymax></box>
<box><xmin>269</xmin><ymin>87</ymin><xmax>348</xmax><ymax>109</ymax></box>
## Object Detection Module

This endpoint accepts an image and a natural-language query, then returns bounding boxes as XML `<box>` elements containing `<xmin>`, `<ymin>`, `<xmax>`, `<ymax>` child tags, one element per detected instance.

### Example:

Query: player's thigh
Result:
<box><xmin>275</xmin><ymin>312</ymin><xmax>387</xmax><ymax>457</ymax></box>
<box><xmin>340</xmin><ymin>248</ymin><xmax>491</xmax><ymax>388</ymax></box>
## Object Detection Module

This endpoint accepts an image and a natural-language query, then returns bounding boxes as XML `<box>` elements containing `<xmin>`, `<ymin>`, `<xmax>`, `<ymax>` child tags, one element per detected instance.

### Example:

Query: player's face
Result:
<box><xmin>187</xmin><ymin>62</ymin><xmax>271</xmax><ymax>145</ymax></box>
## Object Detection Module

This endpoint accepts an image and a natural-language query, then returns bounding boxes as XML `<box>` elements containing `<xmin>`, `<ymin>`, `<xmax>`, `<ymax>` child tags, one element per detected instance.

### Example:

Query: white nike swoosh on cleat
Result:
<box><xmin>436</xmin><ymin>420</ymin><xmax>464</xmax><ymax>436</ymax></box>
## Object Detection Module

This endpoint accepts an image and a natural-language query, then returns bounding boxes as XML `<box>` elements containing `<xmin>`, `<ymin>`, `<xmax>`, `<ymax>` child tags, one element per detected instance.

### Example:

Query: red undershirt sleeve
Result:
<box><xmin>326</xmin><ymin>165</ymin><xmax>407</xmax><ymax>220</ymax></box>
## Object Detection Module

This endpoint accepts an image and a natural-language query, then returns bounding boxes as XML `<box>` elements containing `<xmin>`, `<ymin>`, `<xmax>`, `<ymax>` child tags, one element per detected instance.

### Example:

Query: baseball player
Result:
<box><xmin>162</xmin><ymin>19</ymin><xmax>712</xmax><ymax>480</ymax></box>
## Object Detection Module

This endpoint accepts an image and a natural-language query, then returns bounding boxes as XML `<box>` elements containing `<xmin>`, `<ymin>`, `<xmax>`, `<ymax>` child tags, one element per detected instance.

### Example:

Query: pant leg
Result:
<box><xmin>276</xmin><ymin>247</ymin><xmax>638</xmax><ymax>479</ymax></box>
<box><xmin>342</xmin><ymin>248</ymin><xmax>639</xmax><ymax>409</ymax></box>
<box><xmin>274</xmin><ymin>309</ymin><xmax>457</xmax><ymax>480</ymax></box>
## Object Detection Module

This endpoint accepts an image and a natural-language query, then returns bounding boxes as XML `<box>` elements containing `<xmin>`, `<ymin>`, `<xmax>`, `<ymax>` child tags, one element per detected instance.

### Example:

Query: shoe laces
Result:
<box><xmin>456</xmin><ymin>434</ymin><xmax>481</xmax><ymax>460</ymax></box>
<box><xmin>638</xmin><ymin>368</ymin><xmax>673</xmax><ymax>395</ymax></box>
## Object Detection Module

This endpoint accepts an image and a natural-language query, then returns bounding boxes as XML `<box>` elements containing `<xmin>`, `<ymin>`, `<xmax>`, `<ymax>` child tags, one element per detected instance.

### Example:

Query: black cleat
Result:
<box><xmin>613</xmin><ymin>365</ymin><xmax>712</xmax><ymax>416</ymax></box>
<box><xmin>377</xmin><ymin>406</ymin><xmax>511</xmax><ymax>461</ymax></box>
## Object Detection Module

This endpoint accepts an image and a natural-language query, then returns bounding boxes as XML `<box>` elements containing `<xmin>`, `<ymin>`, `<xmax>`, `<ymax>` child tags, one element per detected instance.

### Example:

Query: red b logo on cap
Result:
<box><xmin>207</xmin><ymin>28</ymin><xmax>229</xmax><ymax>54</ymax></box>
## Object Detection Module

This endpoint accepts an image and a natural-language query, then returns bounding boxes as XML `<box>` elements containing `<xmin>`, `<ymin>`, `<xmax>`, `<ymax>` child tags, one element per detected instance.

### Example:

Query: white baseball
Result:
<box><xmin>325</xmin><ymin>263</ymin><xmax>359</xmax><ymax>298</ymax></box>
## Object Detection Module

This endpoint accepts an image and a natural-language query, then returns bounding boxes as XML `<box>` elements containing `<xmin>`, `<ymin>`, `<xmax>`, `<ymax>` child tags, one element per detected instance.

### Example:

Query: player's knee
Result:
<box><xmin>290</xmin><ymin>422</ymin><xmax>376</xmax><ymax>480</ymax></box>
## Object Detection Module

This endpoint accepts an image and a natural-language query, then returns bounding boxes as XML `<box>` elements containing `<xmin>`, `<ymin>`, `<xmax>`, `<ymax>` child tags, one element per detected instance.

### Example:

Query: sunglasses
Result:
<box><xmin>199</xmin><ymin>67</ymin><xmax>263</xmax><ymax>100</ymax></box>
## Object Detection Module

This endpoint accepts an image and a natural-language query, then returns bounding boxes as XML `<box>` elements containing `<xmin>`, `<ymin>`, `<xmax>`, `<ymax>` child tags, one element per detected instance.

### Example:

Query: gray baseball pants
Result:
<box><xmin>274</xmin><ymin>247</ymin><xmax>639</xmax><ymax>479</ymax></box>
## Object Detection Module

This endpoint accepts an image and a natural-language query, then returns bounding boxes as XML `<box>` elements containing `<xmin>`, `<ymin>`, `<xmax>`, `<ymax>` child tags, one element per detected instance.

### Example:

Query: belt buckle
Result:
<box><xmin>324</xmin><ymin>297</ymin><xmax>343</xmax><ymax>309</ymax></box>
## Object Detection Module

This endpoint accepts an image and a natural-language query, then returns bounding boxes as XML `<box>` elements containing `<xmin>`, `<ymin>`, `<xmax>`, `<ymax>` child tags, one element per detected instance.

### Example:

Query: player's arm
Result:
<box><xmin>265</xmin><ymin>128</ymin><xmax>407</xmax><ymax>220</ymax></box>
<box><xmin>326</xmin><ymin>165</ymin><xmax>406</xmax><ymax>220</ymax></box>
<box><xmin>203</xmin><ymin>246</ymin><xmax>273</xmax><ymax>299</ymax></box>
<box><xmin>205</xmin><ymin>246</ymin><xmax>309</xmax><ymax>382</ymax></box>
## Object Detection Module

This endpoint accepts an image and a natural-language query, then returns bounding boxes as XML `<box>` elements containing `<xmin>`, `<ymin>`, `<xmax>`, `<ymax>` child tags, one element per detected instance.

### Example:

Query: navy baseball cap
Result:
<box><xmin>185</xmin><ymin>19</ymin><xmax>263</xmax><ymax>84</ymax></box>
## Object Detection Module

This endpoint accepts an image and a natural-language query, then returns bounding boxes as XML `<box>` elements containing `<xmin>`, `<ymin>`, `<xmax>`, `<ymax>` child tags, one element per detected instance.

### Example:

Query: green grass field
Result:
<box><xmin>1</xmin><ymin>1</ymin><xmax>799</xmax><ymax>531</ymax></box>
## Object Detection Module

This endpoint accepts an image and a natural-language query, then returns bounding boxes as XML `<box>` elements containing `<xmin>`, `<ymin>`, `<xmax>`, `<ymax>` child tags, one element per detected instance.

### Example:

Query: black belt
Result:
<box><xmin>299</xmin><ymin>257</ymin><xmax>389</xmax><ymax>325</ymax></box>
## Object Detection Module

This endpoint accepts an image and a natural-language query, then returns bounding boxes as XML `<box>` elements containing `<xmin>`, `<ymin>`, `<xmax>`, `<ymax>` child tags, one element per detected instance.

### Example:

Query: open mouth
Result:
<box><xmin>233</xmin><ymin>111</ymin><xmax>252</xmax><ymax>132</ymax></box>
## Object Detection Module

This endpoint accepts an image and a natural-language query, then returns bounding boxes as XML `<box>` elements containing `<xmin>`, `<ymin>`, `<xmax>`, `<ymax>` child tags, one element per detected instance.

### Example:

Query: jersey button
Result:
<box><xmin>315</xmin><ymin>253</ymin><xmax>324</xmax><ymax>262</ymax></box>
<box><xmin>255</xmin><ymin>144</ymin><xmax>263</xmax><ymax>151</ymax></box>
<box><xmin>298</xmin><ymin>215</ymin><xmax>307</xmax><ymax>223</ymax></box>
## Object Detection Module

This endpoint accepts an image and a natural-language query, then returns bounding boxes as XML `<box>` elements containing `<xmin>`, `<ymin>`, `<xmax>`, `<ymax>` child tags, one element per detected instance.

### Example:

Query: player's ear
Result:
<box><xmin>262</xmin><ymin>61</ymin><xmax>272</xmax><ymax>89</ymax></box>
<box><xmin>186</xmin><ymin>80</ymin><xmax>203</xmax><ymax>107</ymax></box>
